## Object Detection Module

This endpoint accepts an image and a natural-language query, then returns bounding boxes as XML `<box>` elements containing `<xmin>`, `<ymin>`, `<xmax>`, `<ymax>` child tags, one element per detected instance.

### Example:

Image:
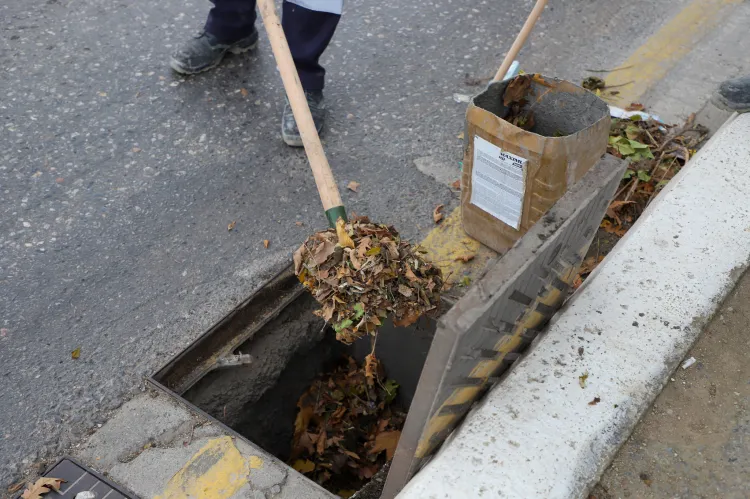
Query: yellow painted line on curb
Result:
<box><xmin>420</xmin><ymin>0</ymin><xmax>740</xmax><ymax>284</ymax></box>
<box><xmin>156</xmin><ymin>436</ymin><xmax>263</xmax><ymax>499</ymax></box>
<box><xmin>606</xmin><ymin>0</ymin><xmax>741</xmax><ymax>106</ymax></box>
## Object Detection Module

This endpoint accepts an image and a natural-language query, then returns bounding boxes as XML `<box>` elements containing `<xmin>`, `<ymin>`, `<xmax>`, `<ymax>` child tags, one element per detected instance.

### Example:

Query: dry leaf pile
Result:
<box><xmin>604</xmin><ymin>112</ymin><xmax>708</xmax><ymax>237</ymax></box>
<box><xmin>575</xmin><ymin>110</ymin><xmax>708</xmax><ymax>286</ymax></box>
<box><xmin>294</xmin><ymin>217</ymin><xmax>443</xmax><ymax>344</ymax></box>
<box><xmin>290</xmin><ymin>355</ymin><xmax>404</xmax><ymax>495</ymax></box>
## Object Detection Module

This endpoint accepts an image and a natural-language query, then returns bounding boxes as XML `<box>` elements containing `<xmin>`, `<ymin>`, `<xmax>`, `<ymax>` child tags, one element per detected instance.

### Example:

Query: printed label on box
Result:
<box><xmin>470</xmin><ymin>136</ymin><xmax>527</xmax><ymax>230</ymax></box>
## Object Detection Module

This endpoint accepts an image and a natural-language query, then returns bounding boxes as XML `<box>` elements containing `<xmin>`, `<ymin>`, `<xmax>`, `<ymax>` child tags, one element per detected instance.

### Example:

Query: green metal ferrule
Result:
<box><xmin>325</xmin><ymin>206</ymin><xmax>348</xmax><ymax>228</ymax></box>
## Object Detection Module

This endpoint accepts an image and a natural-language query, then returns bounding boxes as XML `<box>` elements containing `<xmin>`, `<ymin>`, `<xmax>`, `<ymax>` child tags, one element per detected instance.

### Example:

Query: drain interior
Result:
<box><xmin>153</xmin><ymin>267</ymin><xmax>439</xmax><ymax>497</ymax></box>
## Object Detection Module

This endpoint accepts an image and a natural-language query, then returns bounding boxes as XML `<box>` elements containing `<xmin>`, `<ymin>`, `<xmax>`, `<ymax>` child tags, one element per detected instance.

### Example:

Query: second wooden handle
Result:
<box><xmin>257</xmin><ymin>0</ymin><xmax>343</xmax><ymax>213</ymax></box>
<box><xmin>493</xmin><ymin>0</ymin><xmax>548</xmax><ymax>82</ymax></box>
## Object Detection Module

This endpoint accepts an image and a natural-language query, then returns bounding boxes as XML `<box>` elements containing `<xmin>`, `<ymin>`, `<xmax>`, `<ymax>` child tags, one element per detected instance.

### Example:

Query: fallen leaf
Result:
<box><xmin>578</xmin><ymin>255</ymin><xmax>604</xmax><ymax>276</ymax></box>
<box><xmin>404</xmin><ymin>265</ymin><xmax>419</xmax><ymax>282</ymax></box>
<box><xmin>292</xmin><ymin>459</ymin><xmax>315</xmax><ymax>474</ymax></box>
<box><xmin>433</xmin><ymin>204</ymin><xmax>444</xmax><ymax>224</ymax></box>
<box><xmin>369</xmin><ymin>430</ymin><xmax>401</xmax><ymax>460</ymax></box>
<box><xmin>347</xmin><ymin>181</ymin><xmax>360</xmax><ymax>192</ymax></box>
<box><xmin>393</xmin><ymin>312</ymin><xmax>420</xmax><ymax>327</ymax></box>
<box><xmin>98</xmin><ymin>91</ymin><xmax>107</xmax><ymax>97</ymax></box>
<box><xmin>454</xmin><ymin>254</ymin><xmax>475</xmax><ymax>263</ymax></box>
<box><xmin>600</xmin><ymin>220</ymin><xmax>627</xmax><ymax>238</ymax></box>
<box><xmin>459</xmin><ymin>276</ymin><xmax>472</xmax><ymax>287</ymax></box>
<box><xmin>451</xmin><ymin>179</ymin><xmax>461</xmax><ymax>190</ymax></box>
<box><xmin>579</xmin><ymin>372</ymin><xmax>589</xmax><ymax>389</ymax></box>
<box><xmin>607</xmin><ymin>201</ymin><xmax>635</xmax><ymax>225</ymax></box>
<box><xmin>71</xmin><ymin>347</ymin><xmax>81</xmax><ymax>360</ymax></box>
<box><xmin>7</xmin><ymin>481</ymin><xmax>24</xmax><ymax>494</ymax></box>
<box><xmin>21</xmin><ymin>477</ymin><xmax>65</xmax><ymax>499</ymax></box>
<box><xmin>295</xmin><ymin>221</ymin><xmax>304</xmax><ymax>227</ymax></box>
<box><xmin>456</xmin><ymin>132</ymin><xmax>464</xmax><ymax>140</ymax></box>
<box><xmin>582</xmin><ymin>76</ymin><xmax>605</xmax><ymax>91</ymax></box>
<box><xmin>639</xmin><ymin>472</ymin><xmax>652</xmax><ymax>487</ymax></box>
<box><xmin>397</xmin><ymin>284</ymin><xmax>413</xmax><ymax>297</ymax></box>
<box><xmin>625</xmin><ymin>102</ymin><xmax>644</xmax><ymax>111</ymax></box>
<box><xmin>55</xmin><ymin>177</ymin><xmax>64</xmax><ymax>184</ymax></box>
<box><xmin>588</xmin><ymin>396</ymin><xmax>601</xmax><ymax>406</ymax></box>
<box><xmin>132</xmin><ymin>147</ymin><xmax>141</xmax><ymax>153</ymax></box>
<box><xmin>228</xmin><ymin>221</ymin><xmax>236</xmax><ymax>231</ymax></box>
<box><xmin>503</xmin><ymin>74</ymin><xmax>533</xmax><ymax>106</ymax></box>
<box><xmin>338</xmin><ymin>490</ymin><xmax>356</xmax><ymax>498</ymax></box>
<box><xmin>263</xmin><ymin>239</ymin><xmax>270</xmax><ymax>249</ymax></box>
<box><xmin>364</xmin><ymin>353</ymin><xmax>378</xmax><ymax>384</ymax></box>
<box><xmin>573</xmin><ymin>275</ymin><xmax>583</xmax><ymax>289</ymax></box>
<box><xmin>335</xmin><ymin>218</ymin><xmax>355</xmax><ymax>249</ymax></box>
<box><xmin>240</xmin><ymin>88</ymin><xmax>249</xmax><ymax>97</ymax></box>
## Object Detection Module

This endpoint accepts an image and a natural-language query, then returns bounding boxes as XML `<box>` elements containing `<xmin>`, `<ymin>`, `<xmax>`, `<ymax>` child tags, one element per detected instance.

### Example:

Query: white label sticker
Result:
<box><xmin>470</xmin><ymin>136</ymin><xmax>527</xmax><ymax>230</ymax></box>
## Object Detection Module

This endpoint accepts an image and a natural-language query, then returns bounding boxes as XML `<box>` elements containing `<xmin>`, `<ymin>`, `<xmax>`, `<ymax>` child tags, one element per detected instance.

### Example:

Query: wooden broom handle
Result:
<box><xmin>257</xmin><ymin>0</ymin><xmax>344</xmax><ymax>215</ymax></box>
<box><xmin>493</xmin><ymin>0</ymin><xmax>548</xmax><ymax>81</ymax></box>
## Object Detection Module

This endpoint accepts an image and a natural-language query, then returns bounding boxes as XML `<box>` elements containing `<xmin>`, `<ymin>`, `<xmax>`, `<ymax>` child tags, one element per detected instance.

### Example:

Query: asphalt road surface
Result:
<box><xmin>0</xmin><ymin>0</ymin><xmax>694</xmax><ymax>485</ymax></box>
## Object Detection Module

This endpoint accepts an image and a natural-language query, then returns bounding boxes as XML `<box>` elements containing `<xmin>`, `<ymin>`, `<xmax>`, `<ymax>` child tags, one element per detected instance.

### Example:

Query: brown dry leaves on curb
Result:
<box><xmin>575</xmin><ymin>111</ymin><xmax>708</xmax><ymax>287</ymax></box>
<box><xmin>294</xmin><ymin>216</ymin><xmax>442</xmax><ymax>344</ymax></box>
<box><xmin>290</xmin><ymin>355</ymin><xmax>404</xmax><ymax>494</ymax></box>
<box><xmin>604</xmin><ymin>112</ymin><xmax>708</xmax><ymax>237</ymax></box>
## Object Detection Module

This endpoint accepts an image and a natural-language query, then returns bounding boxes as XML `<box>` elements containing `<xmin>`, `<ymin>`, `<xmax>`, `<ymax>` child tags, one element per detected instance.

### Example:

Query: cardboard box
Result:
<box><xmin>461</xmin><ymin>75</ymin><xmax>610</xmax><ymax>252</ymax></box>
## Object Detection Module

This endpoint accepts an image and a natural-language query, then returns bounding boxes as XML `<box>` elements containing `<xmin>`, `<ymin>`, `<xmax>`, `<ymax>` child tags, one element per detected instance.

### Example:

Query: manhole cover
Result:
<box><xmin>20</xmin><ymin>457</ymin><xmax>136</xmax><ymax>499</ymax></box>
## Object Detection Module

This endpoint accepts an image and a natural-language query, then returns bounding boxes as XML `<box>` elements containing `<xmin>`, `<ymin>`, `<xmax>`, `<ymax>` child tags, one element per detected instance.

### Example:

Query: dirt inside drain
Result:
<box><xmin>176</xmin><ymin>290</ymin><xmax>438</xmax><ymax>498</ymax></box>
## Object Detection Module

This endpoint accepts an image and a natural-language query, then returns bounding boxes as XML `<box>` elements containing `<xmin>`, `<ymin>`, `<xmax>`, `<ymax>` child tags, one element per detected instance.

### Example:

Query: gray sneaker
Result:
<box><xmin>281</xmin><ymin>90</ymin><xmax>325</xmax><ymax>147</ymax></box>
<box><xmin>711</xmin><ymin>75</ymin><xmax>750</xmax><ymax>113</ymax></box>
<box><xmin>170</xmin><ymin>30</ymin><xmax>259</xmax><ymax>75</ymax></box>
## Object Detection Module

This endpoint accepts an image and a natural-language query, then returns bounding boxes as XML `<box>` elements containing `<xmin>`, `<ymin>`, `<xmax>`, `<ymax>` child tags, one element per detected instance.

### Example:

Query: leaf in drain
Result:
<box><xmin>383</xmin><ymin>379</ymin><xmax>399</xmax><ymax>403</ymax></box>
<box><xmin>338</xmin><ymin>490</ymin><xmax>356</xmax><ymax>498</ymax></box>
<box><xmin>368</xmin><ymin>430</ymin><xmax>401</xmax><ymax>460</ymax></box>
<box><xmin>353</xmin><ymin>302</ymin><xmax>365</xmax><ymax>320</ymax></box>
<box><xmin>292</xmin><ymin>459</ymin><xmax>315</xmax><ymax>474</ymax></box>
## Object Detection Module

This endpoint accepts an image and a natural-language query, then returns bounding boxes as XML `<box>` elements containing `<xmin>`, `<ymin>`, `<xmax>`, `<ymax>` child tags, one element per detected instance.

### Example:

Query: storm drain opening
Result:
<box><xmin>151</xmin><ymin>267</ymin><xmax>442</xmax><ymax>498</ymax></box>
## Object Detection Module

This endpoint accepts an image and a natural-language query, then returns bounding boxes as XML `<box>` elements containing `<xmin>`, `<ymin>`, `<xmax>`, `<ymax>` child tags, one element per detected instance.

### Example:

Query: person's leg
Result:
<box><xmin>280</xmin><ymin>0</ymin><xmax>341</xmax><ymax>146</ymax></box>
<box><xmin>170</xmin><ymin>0</ymin><xmax>259</xmax><ymax>75</ymax></box>
<box><xmin>205</xmin><ymin>0</ymin><xmax>258</xmax><ymax>43</ymax></box>
<box><xmin>282</xmin><ymin>0</ymin><xmax>341</xmax><ymax>91</ymax></box>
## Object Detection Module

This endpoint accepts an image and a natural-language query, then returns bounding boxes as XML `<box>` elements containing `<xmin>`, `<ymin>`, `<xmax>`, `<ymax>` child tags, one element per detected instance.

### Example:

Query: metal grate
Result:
<box><xmin>19</xmin><ymin>457</ymin><xmax>136</xmax><ymax>499</ymax></box>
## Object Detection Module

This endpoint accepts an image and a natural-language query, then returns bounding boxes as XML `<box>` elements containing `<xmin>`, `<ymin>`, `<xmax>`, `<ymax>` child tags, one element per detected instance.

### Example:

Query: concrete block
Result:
<box><xmin>77</xmin><ymin>392</ymin><xmax>195</xmax><ymax>470</ymax></box>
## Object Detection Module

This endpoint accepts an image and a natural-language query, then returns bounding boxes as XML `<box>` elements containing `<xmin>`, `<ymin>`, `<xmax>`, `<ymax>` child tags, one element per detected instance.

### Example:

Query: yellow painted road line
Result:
<box><xmin>420</xmin><ymin>0</ymin><xmax>740</xmax><ymax>283</ymax></box>
<box><xmin>606</xmin><ymin>0</ymin><xmax>742</xmax><ymax>106</ymax></box>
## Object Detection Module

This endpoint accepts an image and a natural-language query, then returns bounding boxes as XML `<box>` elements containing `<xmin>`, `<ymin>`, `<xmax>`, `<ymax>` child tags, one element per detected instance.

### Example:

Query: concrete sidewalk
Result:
<box><xmin>595</xmin><ymin>272</ymin><xmax>750</xmax><ymax>499</ymax></box>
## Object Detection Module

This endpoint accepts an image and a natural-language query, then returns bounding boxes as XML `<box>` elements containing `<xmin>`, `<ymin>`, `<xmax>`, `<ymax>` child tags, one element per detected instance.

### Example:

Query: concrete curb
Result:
<box><xmin>397</xmin><ymin>112</ymin><xmax>750</xmax><ymax>498</ymax></box>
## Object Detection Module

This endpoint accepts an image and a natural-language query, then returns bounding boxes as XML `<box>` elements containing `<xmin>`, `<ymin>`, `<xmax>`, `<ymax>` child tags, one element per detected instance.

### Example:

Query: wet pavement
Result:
<box><xmin>0</xmin><ymin>0</ymin><xmax>721</xmax><ymax>486</ymax></box>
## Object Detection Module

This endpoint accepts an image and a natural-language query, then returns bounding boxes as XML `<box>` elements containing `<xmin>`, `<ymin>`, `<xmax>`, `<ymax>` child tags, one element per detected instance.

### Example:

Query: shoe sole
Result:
<box><xmin>281</xmin><ymin>133</ymin><xmax>305</xmax><ymax>148</ymax></box>
<box><xmin>169</xmin><ymin>39</ymin><xmax>258</xmax><ymax>75</ymax></box>
<box><xmin>710</xmin><ymin>93</ymin><xmax>750</xmax><ymax>114</ymax></box>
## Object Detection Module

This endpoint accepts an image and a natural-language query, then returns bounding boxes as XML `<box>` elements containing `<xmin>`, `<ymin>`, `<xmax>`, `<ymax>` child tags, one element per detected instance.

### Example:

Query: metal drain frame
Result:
<box><xmin>16</xmin><ymin>456</ymin><xmax>138</xmax><ymax>499</ymax></box>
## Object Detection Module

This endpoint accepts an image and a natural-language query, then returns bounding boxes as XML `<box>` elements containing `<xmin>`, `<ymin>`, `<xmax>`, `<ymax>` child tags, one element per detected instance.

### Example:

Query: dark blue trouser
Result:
<box><xmin>205</xmin><ymin>0</ymin><xmax>340</xmax><ymax>91</ymax></box>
